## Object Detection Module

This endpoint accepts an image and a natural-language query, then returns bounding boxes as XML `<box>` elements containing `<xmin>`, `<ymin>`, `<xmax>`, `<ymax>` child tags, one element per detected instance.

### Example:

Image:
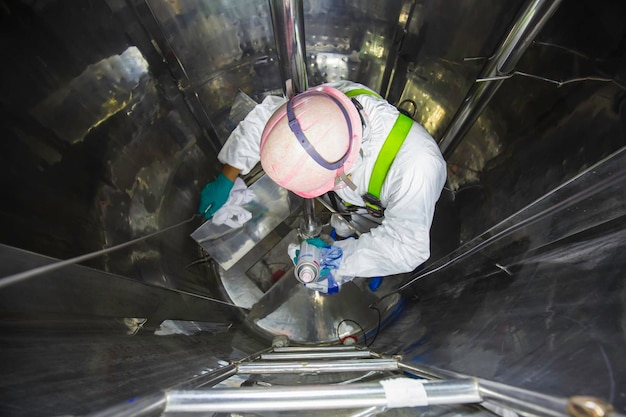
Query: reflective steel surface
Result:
<box><xmin>439</xmin><ymin>0</ymin><xmax>563</xmax><ymax>157</ymax></box>
<box><xmin>0</xmin><ymin>0</ymin><xmax>625</xmax><ymax>415</ymax></box>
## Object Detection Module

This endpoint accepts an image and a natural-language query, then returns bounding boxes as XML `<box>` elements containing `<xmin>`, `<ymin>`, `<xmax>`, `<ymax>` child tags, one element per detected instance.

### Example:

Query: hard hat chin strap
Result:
<box><xmin>286</xmin><ymin>92</ymin><xmax>353</xmax><ymax>171</ymax></box>
<box><xmin>335</xmin><ymin>171</ymin><xmax>357</xmax><ymax>191</ymax></box>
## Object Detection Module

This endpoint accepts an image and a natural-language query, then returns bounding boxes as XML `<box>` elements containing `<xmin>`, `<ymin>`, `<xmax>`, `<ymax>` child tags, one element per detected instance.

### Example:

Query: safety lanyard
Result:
<box><xmin>344</xmin><ymin>89</ymin><xmax>413</xmax><ymax>217</ymax></box>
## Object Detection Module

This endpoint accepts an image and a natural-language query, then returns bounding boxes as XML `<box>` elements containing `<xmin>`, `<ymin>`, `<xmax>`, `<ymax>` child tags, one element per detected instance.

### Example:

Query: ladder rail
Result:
<box><xmin>399</xmin><ymin>361</ymin><xmax>572</xmax><ymax>417</ymax></box>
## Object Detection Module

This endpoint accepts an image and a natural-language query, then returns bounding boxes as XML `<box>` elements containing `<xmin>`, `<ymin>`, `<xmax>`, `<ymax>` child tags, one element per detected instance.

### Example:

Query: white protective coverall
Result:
<box><xmin>218</xmin><ymin>81</ymin><xmax>447</xmax><ymax>279</ymax></box>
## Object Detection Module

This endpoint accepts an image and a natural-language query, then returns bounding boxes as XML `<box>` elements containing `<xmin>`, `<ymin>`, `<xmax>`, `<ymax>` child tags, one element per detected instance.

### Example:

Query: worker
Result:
<box><xmin>198</xmin><ymin>81</ymin><xmax>447</xmax><ymax>293</ymax></box>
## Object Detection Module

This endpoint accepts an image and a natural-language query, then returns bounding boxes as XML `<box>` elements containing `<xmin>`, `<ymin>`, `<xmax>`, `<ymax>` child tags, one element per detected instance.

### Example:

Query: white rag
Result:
<box><xmin>211</xmin><ymin>178</ymin><xmax>255</xmax><ymax>228</ymax></box>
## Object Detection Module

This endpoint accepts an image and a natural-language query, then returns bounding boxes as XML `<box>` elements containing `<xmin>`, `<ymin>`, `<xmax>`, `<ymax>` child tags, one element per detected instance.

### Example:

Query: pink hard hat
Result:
<box><xmin>260</xmin><ymin>86</ymin><xmax>363</xmax><ymax>198</ymax></box>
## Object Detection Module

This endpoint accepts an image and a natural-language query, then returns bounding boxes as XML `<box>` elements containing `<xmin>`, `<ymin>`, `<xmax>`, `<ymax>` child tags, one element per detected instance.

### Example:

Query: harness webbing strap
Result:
<box><xmin>367</xmin><ymin>113</ymin><xmax>413</xmax><ymax>200</ymax></box>
<box><xmin>344</xmin><ymin>88</ymin><xmax>382</xmax><ymax>99</ymax></box>
<box><xmin>341</xmin><ymin>87</ymin><xmax>413</xmax><ymax>216</ymax></box>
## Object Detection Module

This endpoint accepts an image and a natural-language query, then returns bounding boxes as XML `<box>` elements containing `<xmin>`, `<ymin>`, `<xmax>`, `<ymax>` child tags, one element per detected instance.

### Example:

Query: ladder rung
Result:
<box><xmin>261</xmin><ymin>350</ymin><xmax>373</xmax><ymax>360</ymax></box>
<box><xmin>272</xmin><ymin>346</ymin><xmax>360</xmax><ymax>353</ymax></box>
<box><xmin>238</xmin><ymin>358</ymin><xmax>399</xmax><ymax>374</ymax></box>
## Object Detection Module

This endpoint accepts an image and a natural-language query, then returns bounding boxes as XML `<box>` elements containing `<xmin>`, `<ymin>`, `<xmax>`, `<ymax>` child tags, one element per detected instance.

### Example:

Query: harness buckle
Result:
<box><xmin>362</xmin><ymin>193</ymin><xmax>385</xmax><ymax>218</ymax></box>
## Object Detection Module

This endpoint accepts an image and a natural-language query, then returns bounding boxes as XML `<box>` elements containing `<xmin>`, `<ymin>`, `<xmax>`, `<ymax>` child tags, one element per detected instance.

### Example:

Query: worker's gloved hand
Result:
<box><xmin>288</xmin><ymin>237</ymin><xmax>350</xmax><ymax>294</ymax></box>
<box><xmin>305</xmin><ymin>237</ymin><xmax>343</xmax><ymax>274</ymax></box>
<box><xmin>198</xmin><ymin>173</ymin><xmax>234</xmax><ymax>220</ymax></box>
<box><xmin>304</xmin><ymin>270</ymin><xmax>354</xmax><ymax>294</ymax></box>
<box><xmin>288</xmin><ymin>238</ymin><xmax>343</xmax><ymax>270</ymax></box>
<box><xmin>302</xmin><ymin>238</ymin><xmax>352</xmax><ymax>294</ymax></box>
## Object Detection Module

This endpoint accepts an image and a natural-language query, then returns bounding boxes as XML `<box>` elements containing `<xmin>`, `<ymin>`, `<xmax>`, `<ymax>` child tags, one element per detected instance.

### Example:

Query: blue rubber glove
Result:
<box><xmin>300</xmin><ymin>238</ymin><xmax>349</xmax><ymax>294</ymax></box>
<box><xmin>198</xmin><ymin>173</ymin><xmax>234</xmax><ymax>220</ymax></box>
<box><xmin>368</xmin><ymin>276</ymin><xmax>383</xmax><ymax>292</ymax></box>
<box><xmin>305</xmin><ymin>238</ymin><xmax>343</xmax><ymax>275</ymax></box>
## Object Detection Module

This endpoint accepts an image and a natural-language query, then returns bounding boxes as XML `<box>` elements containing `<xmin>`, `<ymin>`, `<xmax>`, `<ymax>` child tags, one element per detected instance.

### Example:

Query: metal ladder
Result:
<box><xmin>92</xmin><ymin>345</ymin><xmax>616</xmax><ymax>417</ymax></box>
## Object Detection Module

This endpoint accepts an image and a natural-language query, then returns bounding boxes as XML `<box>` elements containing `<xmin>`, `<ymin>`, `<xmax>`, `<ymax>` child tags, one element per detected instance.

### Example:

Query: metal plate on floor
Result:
<box><xmin>191</xmin><ymin>174</ymin><xmax>301</xmax><ymax>270</ymax></box>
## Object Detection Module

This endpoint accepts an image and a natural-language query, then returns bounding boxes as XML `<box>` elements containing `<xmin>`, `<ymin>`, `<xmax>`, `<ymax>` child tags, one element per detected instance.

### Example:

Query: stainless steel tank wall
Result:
<box><xmin>0</xmin><ymin>0</ymin><xmax>625</xmax><ymax>415</ymax></box>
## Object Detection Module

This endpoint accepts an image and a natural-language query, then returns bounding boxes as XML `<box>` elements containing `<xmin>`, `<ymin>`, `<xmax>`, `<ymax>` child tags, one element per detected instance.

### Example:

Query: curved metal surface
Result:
<box><xmin>0</xmin><ymin>0</ymin><xmax>625</xmax><ymax>415</ymax></box>
<box><xmin>246</xmin><ymin>277</ymin><xmax>399</xmax><ymax>345</ymax></box>
<box><xmin>438</xmin><ymin>0</ymin><xmax>563</xmax><ymax>158</ymax></box>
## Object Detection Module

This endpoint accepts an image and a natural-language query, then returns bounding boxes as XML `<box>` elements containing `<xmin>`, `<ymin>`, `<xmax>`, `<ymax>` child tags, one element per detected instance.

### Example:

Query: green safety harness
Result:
<box><xmin>343</xmin><ymin>89</ymin><xmax>414</xmax><ymax>217</ymax></box>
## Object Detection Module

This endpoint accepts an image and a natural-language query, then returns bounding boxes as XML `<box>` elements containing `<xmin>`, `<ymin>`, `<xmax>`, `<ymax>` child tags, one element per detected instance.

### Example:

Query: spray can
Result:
<box><xmin>294</xmin><ymin>240</ymin><xmax>322</xmax><ymax>284</ymax></box>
